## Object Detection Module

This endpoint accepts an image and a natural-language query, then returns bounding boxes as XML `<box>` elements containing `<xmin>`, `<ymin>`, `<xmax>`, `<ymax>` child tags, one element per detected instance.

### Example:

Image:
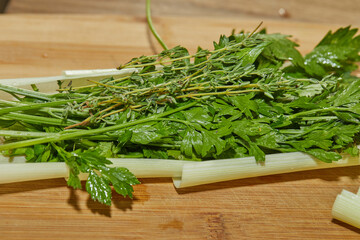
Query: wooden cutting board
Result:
<box><xmin>0</xmin><ymin>15</ymin><xmax>359</xmax><ymax>240</ymax></box>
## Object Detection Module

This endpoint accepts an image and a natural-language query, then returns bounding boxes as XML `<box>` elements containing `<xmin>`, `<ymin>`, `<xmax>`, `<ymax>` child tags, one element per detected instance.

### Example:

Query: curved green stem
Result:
<box><xmin>287</xmin><ymin>107</ymin><xmax>349</xmax><ymax>120</ymax></box>
<box><xmin>156</xmin><ymin>117</ymin><xmax>194</xmax><ymax>127</ymax></box>
<box><xmin>0</xmin><ymin>83</ymin><xmax>51</xmax><ymax>101</ymax></box>
<box><xmin>145</xmin><ymin>143</ymin><xmax>181</xmax><ymax>148</ymax></box>
<box><xmin>146</xmin><ymin>0</ymin><xmax>169</xmax><ymax>51</ymax></box>
<box><xmin>0</xmin><ymin>101</ymin><xmax>197</xmax><ymax>151</ymax></box>
<box><xmin>0</xmin><ymin>98</ymin><xmax>85</xmax><ymax>115</ymax></box>
<box><xmin>2</xmin><ymin>112</ymin><xmax>79</xmax><ymax>126</ymax></box>
<box><xmin>0</xmin><ymin>130</ymin><xmax>56</xmax><ymax>138</ymax></box>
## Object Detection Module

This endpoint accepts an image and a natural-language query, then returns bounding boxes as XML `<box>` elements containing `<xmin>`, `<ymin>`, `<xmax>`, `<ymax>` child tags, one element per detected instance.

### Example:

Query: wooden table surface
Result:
<box><xmin>4</xmin><ymin>0</ymin><xmax>360</xmax><ymax>26</ymax></box>
<box><xmin>0</xmin><ymin>14</ymin><xmax>359</xmax><ymax>240</ymax></box>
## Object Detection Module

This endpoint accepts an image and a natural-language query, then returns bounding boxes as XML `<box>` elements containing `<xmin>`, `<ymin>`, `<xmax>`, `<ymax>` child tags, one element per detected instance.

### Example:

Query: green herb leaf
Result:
<box><xmin>86</xmin><ymin>170</ymin><xmax>112</xmax><ymax>206</ymax></box>
<box><xmin>305</xmin><ymin>148</ymin><xmax>342</xmax><ymax>163</ymax></box>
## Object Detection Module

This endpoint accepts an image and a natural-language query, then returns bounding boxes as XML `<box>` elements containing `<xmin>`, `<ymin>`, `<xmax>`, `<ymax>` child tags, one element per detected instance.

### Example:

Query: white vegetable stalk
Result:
<box><xmin>173</xmin><ymin>150</ymin><xmax>360</xmax><ymax>188</ymax></box>
<box><xmin>0</xmin><ymin>150</ymin><xmax>359</xmax><ymax>188</ymax></box>
<box><xmin>332</xmin><ymin>188</ymin><xmax>360</xmax><ymax>229</ymax></box>
<box><xmin>0</xmin><ymin>162</ymin><xmax>68</xmax><ymax>184</ymax></box>
<box><xmin>0</xmin><ymin>158</ymin><xmax>187</xmax><ymax>184</ymax></box>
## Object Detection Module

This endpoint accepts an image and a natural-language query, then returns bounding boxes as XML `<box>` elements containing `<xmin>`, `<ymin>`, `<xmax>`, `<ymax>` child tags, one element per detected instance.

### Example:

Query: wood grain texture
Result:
<box><xmin>5</xmin><ymin>0</ymin><xmax>360</xmax><ymax>25</ymax></box>
<box><xmin>0</xmin><ymin>15</ymin><xmax>359</xmax><ymax>239</ymax></box>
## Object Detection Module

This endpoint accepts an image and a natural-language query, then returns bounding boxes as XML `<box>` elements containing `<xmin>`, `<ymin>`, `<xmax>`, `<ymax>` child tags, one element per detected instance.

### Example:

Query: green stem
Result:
<box><xmin>0</xmin><ymin>99</ymin><xmax>88</xmax><ymax>118</ymax></box>
<box><xmin>145</xmin><ymin>143</ymin><xmax>180</xmax><ymax>148</ymax></box>
<box><xmin>156</xmin><ymin>117</ymin><xmax>193</xmax><ymax>127</ymax></box>
<box><xmin>85</xmin><ymin>135</ymin><xmax>117</xmax><ymax>141</ymax></box>
<box><xmin>45</xmin><ymin>109</ymin><xmax>64</xmax><ymax>119</ymax></box>
<box><xmin>49</xmin><ymin>92</ymin><xmax>88</xmax><ymax>99</ymax></box>
<box><xmin>116</xmin><ymin>153</ymin><xmax>144</xmax><ymax>158</ymax></box>
<box><xmin>301</xmin><ymin>116</ymin><xmax>338</xmax><ymax>121</ymax></box>
<box><xmin>0</xmin><ymin>98</ymin><xmax>85</xmax><ymax>115</ymax></box>
<box><xmin>0</xmin><ymin>130</ymin><xmax>121</xmax><ymax>141</ymax></box>
<box><xmin>287</xmin><ymin>107</ymin><xmax>348</xmax><ymax>120</ymax></box>
<box><xmin>0</xmin><ymin>101</ymin><xmax>198</xmax><ymax>151</ymax></box>
<box><xmin>279</xmin><ymin>129</ymin><xmax>304</xmax><ymax>135</ymax></box>
<box><xmin>146</xmin><ymin>0</ymin><xmax>168</xmax><ymax>51</ymax></box>
<box><xmin>0</xmin><ymin>83</ymin><xmax>52</xmax><ymax>101</ymax></box>
<box><xmin>1</xmin><ymin>112</ymin><xmax>79</xmax><ymax>126</ymax></box>
<box><xmin>78</xmin><ymin>139</ymin><xmax>98</xmax><ymax>148</ymax></box>
<box><xmin>0</xmin><ymin>99</ymin><xmax>20</xmax><ymax>107</ymax></box>
<box><xmin>0</xmin><ymin>130</ymin><xmax>56</xmax><ymax>138</ymax></box>
<box><xmin>176</xmin><ymin>89</ymin><xmax>262</xmax><ymax>98</ymax></box>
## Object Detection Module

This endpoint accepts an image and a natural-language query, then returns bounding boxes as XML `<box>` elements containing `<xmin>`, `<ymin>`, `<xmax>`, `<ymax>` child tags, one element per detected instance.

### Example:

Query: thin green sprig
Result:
<box><xmin>146</xmin><ymin>0</ymin><xmax>169</xmax><ymax>51</ymax></box>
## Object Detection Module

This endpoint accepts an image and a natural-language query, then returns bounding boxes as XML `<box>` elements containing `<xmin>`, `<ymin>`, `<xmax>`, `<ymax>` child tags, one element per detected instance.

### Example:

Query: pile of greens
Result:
<box><xmin>0</xmin><ymin>26</ymin><xmax>360</xmax><ymax>205</ymax></box>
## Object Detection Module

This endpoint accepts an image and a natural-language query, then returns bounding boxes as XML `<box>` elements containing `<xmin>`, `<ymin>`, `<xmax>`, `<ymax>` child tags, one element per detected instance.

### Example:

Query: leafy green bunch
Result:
<box><xmin>1</xmin><ymin>26</ymin><xmax>360</xmax><ymax>204</ymax></box>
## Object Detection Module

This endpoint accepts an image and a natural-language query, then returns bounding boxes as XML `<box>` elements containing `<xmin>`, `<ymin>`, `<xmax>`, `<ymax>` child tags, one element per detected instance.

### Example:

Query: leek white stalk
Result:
<box><xmin>173</xmin><ymin>151</ymin><xmax>360</xmax><ymax>188</ymax></box>
<box><xmin>332</xmin><ymin>189</ymin><xmax>360</xmax><ymax>229</ymax></box>
<box><xmin>0</xmin><ymin>162</ymin><xmax>68</xmax><ymax>184</ymax></box>
<box><xmin>0</xmin><ymin>150</ymin><xmax>359</xmax><ymax>188</ymax></box>
<box><xmin>0</xmin><ymin>158</ymin><xmax>187</xmax><ymax>184</ymax></box>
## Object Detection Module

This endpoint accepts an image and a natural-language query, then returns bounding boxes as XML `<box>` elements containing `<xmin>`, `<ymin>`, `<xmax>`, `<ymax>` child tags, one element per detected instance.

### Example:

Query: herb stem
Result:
<box><xmin>146</xmin><ymin>0</ymin><xmax>169</xmax><ymax>51</ymax></box>
<box><xmin>145</xmin><ymin>143</ymin><xmax>181</xmax><ymax>148</ymax></box>
<box><xmin>156</xmin><ymin>117</ymin><xmax>193</xmax><ymax>127</ymax></box>
<box><xmin>287</xmin><ymin>107</ymin><xmax>349</xmax><ymax>120</ymax></box>
<box><xmin>0</xmin><ymin>130</ymin><xmax>56</xmax><ymax>138</ymax></box>
<box><xmin>2</xmin><ymin>112</ymin><xmax>78</xmax><ymax>126</ymax></box>
<box><xmin>0</xmin><ymin>101</ymin><xmax>198</xmax><ymax>151</ymax></box>
<box><xmin>176</xmin><ymin>89</ymin><xmax>262</xmax><ymax>98</ymax></box>
<box><xmin>0</xmin><ymin>83</ymin><xmax>52</xmax><ymax>101</ymax></box>
<box><xmin>0</xmin><ymin>98</ymin><xmax>85</xmax><ymax>115</ymax></box>
<box><xmin>301</xmin><ymin>116</ymin><xmax>339</xmax><ymax>121</ymax></box>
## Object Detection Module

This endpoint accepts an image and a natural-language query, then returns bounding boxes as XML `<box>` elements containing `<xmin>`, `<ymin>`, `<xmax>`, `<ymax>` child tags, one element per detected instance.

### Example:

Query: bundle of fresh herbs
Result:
<box><xmin>0</xmin><ymin>18</ymin><xmax>360</xmax><ymax>204</ymax></box>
